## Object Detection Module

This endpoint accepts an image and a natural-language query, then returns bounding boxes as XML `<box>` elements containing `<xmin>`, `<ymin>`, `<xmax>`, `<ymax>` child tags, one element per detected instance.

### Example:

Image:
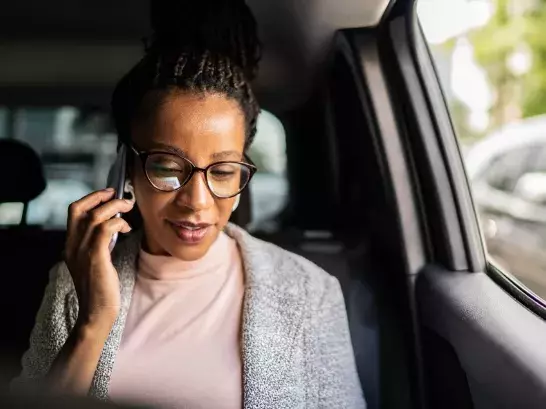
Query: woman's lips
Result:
<box><xmin>167</xmin><ymin>221</ymin><xmax>211</xmax><ymax>244</ymax></box>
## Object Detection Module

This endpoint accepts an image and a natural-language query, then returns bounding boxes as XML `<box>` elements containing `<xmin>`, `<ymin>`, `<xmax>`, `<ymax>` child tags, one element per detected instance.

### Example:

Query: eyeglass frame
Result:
<box><xmin>128</xmin><ymin>144</ymin><xmax>257</xmax><ymax>199</ymax></box>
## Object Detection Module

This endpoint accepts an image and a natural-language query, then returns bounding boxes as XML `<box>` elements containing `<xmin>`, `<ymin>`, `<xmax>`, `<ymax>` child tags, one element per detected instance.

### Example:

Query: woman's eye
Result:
<box><xmin>211</xmin><ymin>170</ymin><xmax>235</xmax><ymax>177</ymax></box>
<box><xmin>150</xmin><ymin>162</ymin><xmax>182</xmax><ymax>174</ymax></box>
<box><xmin>210</xmin><ymin>166</ymin><xmax>237</xmax><ymax>179</ymax></box>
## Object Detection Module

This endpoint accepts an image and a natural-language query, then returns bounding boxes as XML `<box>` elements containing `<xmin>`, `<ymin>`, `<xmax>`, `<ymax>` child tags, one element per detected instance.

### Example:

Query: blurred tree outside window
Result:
<box><xmin>421</xmin><ymin>0</ymin><xmax>546</xmax><ymax>142</ymax></box>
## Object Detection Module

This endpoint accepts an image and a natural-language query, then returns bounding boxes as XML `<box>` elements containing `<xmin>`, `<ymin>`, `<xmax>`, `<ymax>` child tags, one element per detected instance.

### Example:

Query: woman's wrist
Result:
<box><xmin>48</xmin><ymin>314</ymin><xmax>115</xmax><ymax>394</ymax></box>
<box><xmin>75</xmin><ymin>314</ymin><xmax>117</xmax><ymax>341</ymax></box>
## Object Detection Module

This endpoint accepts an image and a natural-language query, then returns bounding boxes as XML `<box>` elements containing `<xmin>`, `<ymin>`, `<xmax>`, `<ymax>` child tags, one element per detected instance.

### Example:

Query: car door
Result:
<box><xmin>337</xmin><ymin>0</ymin><xmax>546</xmax><ymax>408</ymax></box>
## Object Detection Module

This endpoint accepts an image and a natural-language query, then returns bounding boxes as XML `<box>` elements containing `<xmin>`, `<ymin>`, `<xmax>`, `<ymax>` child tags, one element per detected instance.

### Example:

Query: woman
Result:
<box><xmin>13</xmin><ymin>1</ymin><xmax>365</xmax><ymax>408</ymax></box>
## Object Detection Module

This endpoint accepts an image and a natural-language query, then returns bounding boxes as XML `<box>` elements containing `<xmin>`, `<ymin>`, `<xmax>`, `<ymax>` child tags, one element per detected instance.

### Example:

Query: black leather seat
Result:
<box><xmin>0</xmin><ymin>140</ymin><xmax>66</xmax><ymax>389</ymax></box>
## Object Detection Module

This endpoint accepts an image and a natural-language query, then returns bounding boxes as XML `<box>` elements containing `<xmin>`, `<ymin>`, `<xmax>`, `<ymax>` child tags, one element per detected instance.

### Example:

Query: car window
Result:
<box><xmin>515</xmin><ymin>145</ymin><xmax>546</xmax><ymax>206</ymax></box>
<box><xmin>0</xmin><ymin>107</ymin><xmax>114</xmax><ymax>227</ymax></box>
<box><xmin>0</xmin><ymin>108</ymin><xmax>7</xmax><ymax>139</ymax></box>
<box><xmin>0</xmin><ymin>106</ymin><xmax>288</xmax><ymax>230</ymax></box>
<box><xmin>246</xmin><ymin>111</ymin><xmax>288</xmax><ymax>232</ymax></box>
<box><xmin>485</xmin><ymin>146</ymin><xmax>535</xmax><ymax>193</ymax></box>
<box><xmin>419</xmin><ymin>0</ymin><xmax>546</xmax><ymax>299</ymax></box>
<box><xmin>529</xmin><ymin>145</ymin><xmax>546</xmax><ymax>174</ymax></box>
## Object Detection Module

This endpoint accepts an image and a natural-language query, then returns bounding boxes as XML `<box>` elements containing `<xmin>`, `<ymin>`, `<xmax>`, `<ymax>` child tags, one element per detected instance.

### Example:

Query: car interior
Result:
<box><xmin>2</xmin><ymin>0</ymin><xmax>546</xmax><ymax>408</ymax></box>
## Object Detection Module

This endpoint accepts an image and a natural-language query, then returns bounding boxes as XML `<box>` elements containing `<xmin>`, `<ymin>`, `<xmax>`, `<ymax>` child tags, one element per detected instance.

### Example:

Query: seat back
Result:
<box><xmin>0</xmin><ymin>140</ymin><xmax>65</xmax><ymax>386</ymax></box>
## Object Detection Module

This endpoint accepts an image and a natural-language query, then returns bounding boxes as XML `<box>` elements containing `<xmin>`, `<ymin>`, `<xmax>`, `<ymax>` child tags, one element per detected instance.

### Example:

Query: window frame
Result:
<box><xmin>412</xmin><ymin>2</ymin><xmax>546</xmax><ymax>317</ymax></box>
<box><xmin>381</xmin><ymin>10</ymin><xmax>485</xmax><ymax>273</ymax></box>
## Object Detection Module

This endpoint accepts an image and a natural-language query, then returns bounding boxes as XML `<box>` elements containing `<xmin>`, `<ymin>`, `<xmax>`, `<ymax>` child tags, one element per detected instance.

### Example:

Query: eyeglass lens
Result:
<box><xmin>145</xmin><ymin>153</ymin><xmax>252</xmax><ymax>198</ymax></box>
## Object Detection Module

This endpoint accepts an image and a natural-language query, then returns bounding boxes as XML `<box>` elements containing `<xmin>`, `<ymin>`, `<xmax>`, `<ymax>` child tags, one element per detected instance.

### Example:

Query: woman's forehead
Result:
<box><xmin>133</xmin><ymin>92</ymin><xmax>246</xmax><ymax>159</ymax></box>
<box><xmin>133</xmin><ymin>94</ymin><xmax>246</xmax><ymax>164</ymax></box>
<box><xmin>159</xmin><ymin>93</ymin><xmax>244</xmax><ymax>131</ymax></box>
<box><xmin>141</xmin><ymin>142</ymin><xmax>243</xmax><ymax>162</ymax></box>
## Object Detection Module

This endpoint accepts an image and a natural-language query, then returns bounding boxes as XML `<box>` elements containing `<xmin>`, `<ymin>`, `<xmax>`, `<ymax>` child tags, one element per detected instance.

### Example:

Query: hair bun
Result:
<box><xmin>149</xmin><ymin>0</ymin><xmax>261</xmax><ymax>79</ymax></box>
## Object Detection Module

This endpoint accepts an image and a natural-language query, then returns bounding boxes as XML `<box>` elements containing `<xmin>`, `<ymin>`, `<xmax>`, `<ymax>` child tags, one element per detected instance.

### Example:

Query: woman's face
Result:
<box><xmin>131</xmin><ymin>92</ymin><xmax>246</xmax><ymax>261</ymax></box>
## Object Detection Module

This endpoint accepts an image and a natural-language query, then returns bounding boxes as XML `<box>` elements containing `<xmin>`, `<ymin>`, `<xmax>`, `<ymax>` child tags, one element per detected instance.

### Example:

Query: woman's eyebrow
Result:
<box><xmin>148</xmin><ymin>144</ymin><xmax>242</xmax><ymax>161</ymax></box>
<box><xmin>211</xmin><ymin>151</ymin><xmax>243</xmax><ymax>160</ymax></box>
<box><xmin>149</xmin><ymin>143</ymin><xmax>187</xmax><ymax>156</ymax></box>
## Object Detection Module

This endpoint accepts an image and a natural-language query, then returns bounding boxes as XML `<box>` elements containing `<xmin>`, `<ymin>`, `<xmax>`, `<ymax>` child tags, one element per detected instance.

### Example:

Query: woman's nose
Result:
<box><xmin>174</xmin><ymin>172</ymin><xmax>214</xmax><ymax>211</ymax></box>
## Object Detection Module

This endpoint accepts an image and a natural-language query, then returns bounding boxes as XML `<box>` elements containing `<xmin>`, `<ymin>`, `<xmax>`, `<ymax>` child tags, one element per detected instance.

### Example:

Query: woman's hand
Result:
<box><xmin>65</xmin><ymin>188</ymin><xmax>134</xmax><ymax>330</ymax></box>
<box><xmin>44</xmin><ymin>189</ymin><xmax>134</xmax><ymax>394</ymax></box>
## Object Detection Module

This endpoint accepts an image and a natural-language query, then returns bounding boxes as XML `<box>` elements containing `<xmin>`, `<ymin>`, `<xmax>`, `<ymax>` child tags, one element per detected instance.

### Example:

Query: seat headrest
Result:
<box><xmin>0</xmin><ymin>140</ymin><xmax>46</xmax><ymax>203</ymax></box>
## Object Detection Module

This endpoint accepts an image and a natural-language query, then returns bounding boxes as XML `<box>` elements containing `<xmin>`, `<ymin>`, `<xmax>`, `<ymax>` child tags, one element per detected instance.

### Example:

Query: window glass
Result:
<box><xmin>529</xmin><ymin>145</ymin><xmax>546</xmax><ymax>174</ymax></box>
<box><xmin>1</xmin><ymin>107</ymin><xmax>116</xmax><ymax>228</ymax></box>
<box><xmin>516</xmin><ymin>146</ymin><xmax>546</xmax><ymax>205</ymax></box>
<box><xmin>485</xmin><ymin>146</ymin><xmax>534</xmax><ymax>192</ymax></box>
<box><xmin>247</xmin><ymin>111</ymin><xmax>289</xmax><ymax>232</ymax></box>
<box><xmin>0</xmin><ymin>107</ymin><xmax>7</xmax><ymax>139</ymax></box>
<box><xmin>0</xmin><ymin>107</ymin><xmax>288</xmax><ymax>230</ymax></box>
<box><xmin>419</xmin><ymin>0</ymin><xmax>546</xmax><ymax>299</ymax></box>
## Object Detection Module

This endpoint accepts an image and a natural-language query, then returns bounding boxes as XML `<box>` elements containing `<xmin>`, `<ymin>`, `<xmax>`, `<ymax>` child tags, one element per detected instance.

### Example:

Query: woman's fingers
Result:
<box><xmin>67</xmin><ymin>189</ymin><xmax>116</xmax><ymax>238</ymax></box>
<box><xmin>66</xmin><ymin>190</ymin><xmax>133</xmax><ymax>257</ymax></box>
<box><xmin>66</xmin><ymin>189</ymin><xmax>116</xmax><ymax>256</ymax></box>
<box><xmin>86</xmin><ymin>199</ymin><xmax>134</xmax><ymax>228</ymax></box>
<box><xmin>79</xmin><ymin>199</ymin><xmax>134</xmax><ymax>250</ymax></box>
<box><xmin>89</xmin><ymin>217</ymin><xmax>132</xmax><ymax>261</ymax></box>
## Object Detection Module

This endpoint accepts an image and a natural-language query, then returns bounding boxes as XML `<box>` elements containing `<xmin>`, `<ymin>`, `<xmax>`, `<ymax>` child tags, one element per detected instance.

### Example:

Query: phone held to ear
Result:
<box><xmin>105</xmin><ymin>145</ymin><xmax>127</xmax><ymax>252</ymax></box>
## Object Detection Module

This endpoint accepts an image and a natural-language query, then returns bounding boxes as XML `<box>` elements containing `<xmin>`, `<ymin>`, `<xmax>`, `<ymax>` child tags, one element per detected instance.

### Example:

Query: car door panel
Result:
<box><xmin>418</xmin><ymin>266</ymin><xmax>546</xmax><ymax>409</ymax></box>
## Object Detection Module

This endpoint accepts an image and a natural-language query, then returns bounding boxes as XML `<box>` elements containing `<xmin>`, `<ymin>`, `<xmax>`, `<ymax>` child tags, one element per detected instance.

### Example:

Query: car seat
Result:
<box><xmin>0</xmin><ymin>140</ymin><xmax>66</xmax><ymax>389</ymax></box>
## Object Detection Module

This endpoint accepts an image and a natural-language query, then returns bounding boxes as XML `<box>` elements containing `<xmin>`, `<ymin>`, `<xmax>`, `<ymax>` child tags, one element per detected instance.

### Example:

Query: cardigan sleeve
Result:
<box><xmin>314</xmin><ymin>275</ymin><xmax>367</xmax><ymax>408</ymax></box>
<box><xmin>11</xmin><ymin>262</ymin><xmax>78</xmax><ymax>393</ymax></box>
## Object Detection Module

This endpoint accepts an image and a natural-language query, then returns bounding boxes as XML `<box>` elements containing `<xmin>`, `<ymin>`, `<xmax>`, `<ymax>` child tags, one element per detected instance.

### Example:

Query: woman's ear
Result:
<box><xmin>232</xmin><ymin>194</ymin><xmax>240</xmax><ymax>212</ymax></box>
<box><xmin>124</xmin><ymin>180</ymin><xmax>136</xmax><ymax>202</ymax></box>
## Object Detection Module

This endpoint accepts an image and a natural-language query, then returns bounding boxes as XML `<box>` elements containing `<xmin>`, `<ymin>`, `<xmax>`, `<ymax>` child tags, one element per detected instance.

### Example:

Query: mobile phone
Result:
<box><xmin>106</xmin><ymin>145</ymin><xmax>127</xmax><ymax>252</ymax></box>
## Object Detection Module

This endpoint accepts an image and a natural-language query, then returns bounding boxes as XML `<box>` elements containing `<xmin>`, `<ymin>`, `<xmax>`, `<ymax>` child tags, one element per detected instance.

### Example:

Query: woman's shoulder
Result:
<box><xmin>226</xmin><ymin>224</ymin><xmax>341</xmax><ymax>301</ymax></box>
<box><xmin>41</xmin><ymin>261</ymin><xmax>78</xmax><ymax>318</ymax></box>
<box><xmin>47</xmin><ymin>261</ymin><xmax>76</xmax><ymax>293</ymax></box>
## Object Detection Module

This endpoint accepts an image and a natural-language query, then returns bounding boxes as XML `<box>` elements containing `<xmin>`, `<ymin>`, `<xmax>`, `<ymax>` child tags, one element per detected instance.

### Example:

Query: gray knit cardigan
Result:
<box><xmin>13</xmin><ymin>223</ymin><xmax>366</xmax><ymax>408</ymax></box>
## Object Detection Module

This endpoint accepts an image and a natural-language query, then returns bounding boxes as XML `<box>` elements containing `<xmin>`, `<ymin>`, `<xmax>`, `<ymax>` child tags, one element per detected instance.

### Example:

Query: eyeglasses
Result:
<box><xmin>129</xmin><ymin>145</ymin><xmax>257</xmax><ymax>199</ymax></box>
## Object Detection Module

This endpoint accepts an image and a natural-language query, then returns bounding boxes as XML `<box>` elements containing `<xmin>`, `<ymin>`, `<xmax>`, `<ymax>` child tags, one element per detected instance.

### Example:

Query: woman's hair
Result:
<box><xmin>112</xmin><ymin>0</ymin><xmax>262</xmax><ymax>150</ymax></box>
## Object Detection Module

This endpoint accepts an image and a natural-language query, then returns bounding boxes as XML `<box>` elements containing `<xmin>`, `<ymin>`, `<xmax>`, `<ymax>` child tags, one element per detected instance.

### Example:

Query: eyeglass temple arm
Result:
<box><xmin>244</xmin><ymin>154</ymin><xmax>257</xmax><ymax>169</ymax></box>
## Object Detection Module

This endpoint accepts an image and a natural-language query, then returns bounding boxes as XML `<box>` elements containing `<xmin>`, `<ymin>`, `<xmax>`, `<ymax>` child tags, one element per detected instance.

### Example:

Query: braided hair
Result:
<box><xmin>112</xmin><ymin>0</ymin><xmax>262</xmax><ymax>150</ymax></box>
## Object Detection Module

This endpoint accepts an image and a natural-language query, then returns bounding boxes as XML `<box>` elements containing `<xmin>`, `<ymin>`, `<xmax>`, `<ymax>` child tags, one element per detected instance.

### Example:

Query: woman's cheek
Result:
<box><xmin>133</xmin><ymin>177</ymin><xmax>162</xmax><ymax>223</ymax></box>
<box><xmin>217</xmin><ymin>198</ymin><xmax>235</xmax><ymax>226</ymax></box>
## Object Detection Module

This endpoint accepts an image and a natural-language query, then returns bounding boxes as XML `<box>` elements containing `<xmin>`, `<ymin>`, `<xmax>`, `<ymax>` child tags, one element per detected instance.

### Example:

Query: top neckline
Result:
<box><xmin>138</xmin><ymin>231</ymin><xmax>233</xmax><ymax>281</ymax></box>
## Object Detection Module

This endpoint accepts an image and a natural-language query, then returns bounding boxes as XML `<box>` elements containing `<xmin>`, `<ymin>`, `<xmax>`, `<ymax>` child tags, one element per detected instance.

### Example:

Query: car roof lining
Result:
<box><xmin>0</xmin><ymin>0</ymin><xmax>392</xmax><ymax>111</ymax></box>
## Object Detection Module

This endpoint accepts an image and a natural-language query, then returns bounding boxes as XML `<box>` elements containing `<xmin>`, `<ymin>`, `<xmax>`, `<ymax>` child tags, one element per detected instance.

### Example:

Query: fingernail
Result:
<box><xmin>105</xmin><ymin>188</ymin><xmax>115</xmax><ymax>192</ymax></box>
<box><xmin>124</xmin><ymin>199</ymin><xmax>134</xmax><ymax>205</ymax></box>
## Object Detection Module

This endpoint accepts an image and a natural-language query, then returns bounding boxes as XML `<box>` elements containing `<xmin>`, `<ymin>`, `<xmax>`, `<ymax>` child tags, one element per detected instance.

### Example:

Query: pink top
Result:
<box><xmin>108</xmin><ymin>232</ymin><xmax>245</xmax><ymax>409</ymax></box>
